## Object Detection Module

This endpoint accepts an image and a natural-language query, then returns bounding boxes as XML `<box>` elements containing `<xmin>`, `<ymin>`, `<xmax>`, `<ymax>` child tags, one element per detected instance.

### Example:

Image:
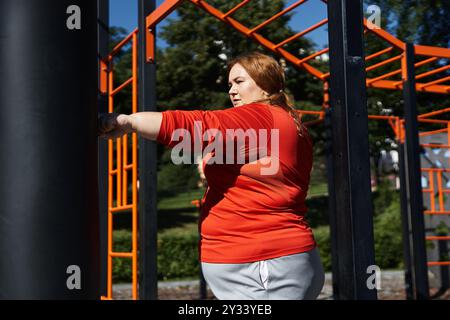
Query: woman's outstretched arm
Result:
<box><xmin>98</xmin><ymin>112</ymin><xmax>163</xmax><ymax>141</ymax></box>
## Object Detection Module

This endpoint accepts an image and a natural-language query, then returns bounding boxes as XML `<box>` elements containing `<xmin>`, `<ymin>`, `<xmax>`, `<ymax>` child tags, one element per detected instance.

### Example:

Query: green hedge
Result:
<box><xmin>112</xmin><ymin>229</ymin><xmax>199</xmax><ymax>283</ymax></box>
<box><xmin>314</xmin><ymin>199</ymin><xmax>404</xmax><ymax>272</ymax></box>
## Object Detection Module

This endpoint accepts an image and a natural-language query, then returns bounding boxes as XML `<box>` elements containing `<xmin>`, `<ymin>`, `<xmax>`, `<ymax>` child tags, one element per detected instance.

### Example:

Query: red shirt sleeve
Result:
<box><xmin>156</xmin><ymin>104</ymin><xmax>274</xmax><ymax>159</ymax></box>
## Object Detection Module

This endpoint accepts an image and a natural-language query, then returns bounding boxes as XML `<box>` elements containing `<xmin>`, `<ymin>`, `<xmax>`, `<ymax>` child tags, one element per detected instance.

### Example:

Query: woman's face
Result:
<box><xmin>228</xmin><ymin>63</ymin><xmax>268</xmax><ymax>107</ymax></box>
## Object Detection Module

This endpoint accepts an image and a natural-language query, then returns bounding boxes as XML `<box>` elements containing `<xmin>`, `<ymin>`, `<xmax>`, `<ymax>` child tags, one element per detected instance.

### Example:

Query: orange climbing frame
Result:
<box><xmin>101</xmin><ymin>29</ymin><xmax>139</xmax><ymax>300</ymax></box>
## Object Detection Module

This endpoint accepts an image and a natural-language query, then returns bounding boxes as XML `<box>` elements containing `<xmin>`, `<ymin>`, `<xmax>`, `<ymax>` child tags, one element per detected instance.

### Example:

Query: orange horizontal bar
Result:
<box><xmin>222</xmin><ymin>0</ymin><xmax>250</xmax><ymax>19</ymax></box>
<box><xmin>297</xmin><ymin>110</ymin><xmax>324</xmax><ymax>116</ymax></box>
<box><xmin>415</xmin><ymin>45</ymin><xmax>450</xmax><ymax>59</ymax></box>
<box><xmin>366</xmin><ymin>54</ymin><xmax>403</xmax><ymax>72</ymax></box>
<box><xmin>368</xmin><ymin>115</ymin><xmax>398</xmax><ymax>120</ymax></box>
<box><xmin>420</xmin><ymin>143</ymin><xmax>450</xmax><ymax>148</ymax></box>
<box><xmin>298</xmin><ymin>47</ymin><xmax>330</xmax><ymax>64</ymax></box>
<box><xmin>419</xmin><ymin>108</ymin><xmax>450</xmax><ymax>119</ymax></box>
<box><xmin>274</xmin><ymin>18</ymin><xmax>328</xmax><ymax>49</ymax></box>
<box><xmin>426</xmin><ymin>236</ymin><xmax>450</xmax><ymax>241</ymax></box>
<box><xmin>249</xmin><ymin>0</ymin><xmax>307</xmax><ymax>35</ymax></box>
<box><xmin>110</xmin><ymin>204</ymin><xmax>134</xmax><ymax>213</ymax></box>
<box><xmin>124</xmin><ymin>164</ymin><xmax>134</xmax><ymax>170</ymax></box>
<box><xmin>110</xmin><ymin>29</ymin><xmax>138</xmax><ymax>58</ymax></box>
<box><xmin>421</xmin><ymin>168</ymin><xmax>450</xmax><ymax>172</ymax></box>
<box><xmin>110</xmin><ymin>252</ymin><xmax>133</xmax><ymax>258</ymax></box>
<box><xmin>419</xmin><ymin>128</ymin><xmax>448</xmax><ymax>137</ymax></box>
<box><xmin>111</xmin><ymin>77</ymin><xmax>133</xmax><ymax>96</ymax></box>
<box><xmin>368</xmin><ymin>79</ymin><xmax>450</xmax><ymax>94</ymax></box>
<box><xmin>427</xmin><ymin>261</ymin><xmax>450</xmax><ymax>266</ymax></box>
<box><xmin>421</xmin><ymin>75</ymin><xmax>450</xmax><ymax>89</ymax></box>
<box><xmin>418</xmin><ymin>118</ymin><xmax>450</xmax><ymax>124</ymax></box>
<box><xmin>365</xmin><ymin>47</ymin><xmax>394</xmax><ymax>61</ymax></box>
<box><xmin>424</xmin><ymin>211</ymin><xmax>450</xmax><ymax>215</ymax></box>
<box><xmin>367</xmin><ymin>57</ymin><xmax>438</xmax><ymax>85</ymax></box>
<box><xmin>415</xmin><ymin>64</ymin><xmax>450</xmax><ymax>81</ymax></box>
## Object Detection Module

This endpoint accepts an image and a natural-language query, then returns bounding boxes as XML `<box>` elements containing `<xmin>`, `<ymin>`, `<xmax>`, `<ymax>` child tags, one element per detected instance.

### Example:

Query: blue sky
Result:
<box><xmin>110</xmin><ymin>0</ymin><xmax>329</xmax><ymax>49</ymax></box>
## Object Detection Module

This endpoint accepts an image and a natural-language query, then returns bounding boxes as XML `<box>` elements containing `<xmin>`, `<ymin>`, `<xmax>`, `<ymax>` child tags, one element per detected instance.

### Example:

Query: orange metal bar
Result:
<box><xmin>363</xmin><ymin>18</ymin><xmax>406</xmax><ymax>50</ymax></box>
<box><xmin>297</xmin><ymin>110</ymin><xmax>324</xmax><ymax>116</ymax></box>
<box><xmin>111</xmin><ymin>252</ymin><xmax>133</xmax><ymax>258</ymax></box>
<box><xmin>418</xmin><ymin>108</ymin><xmax>450</xmax><ymax>119</ymax></box>
<box><xmin>437</xmin><ymin>171</ymin><xmax>444</xmax><ymax>213</ymax></box>
<box><xmin>419</xmin><ymin>128</ymin><xmax>448</xmax><ymax>137</ymax></box>
<box><xmin>110</xmin><ymin>205</ymin><xmax>134</xmax><ymax>213</ymax></box>
<box><xmin>415</xmin><ymin>64</ymin><xmax>450</xmax><ymax>81</ymax></box>
<box><xmin>366</xmin><ymin>54</ymin><xmax>403</xmax><ymax>72</ymax></box>
<box><xmin>110</xmin><ymin>29</ymin><xmax>138</xmax><ymax>58</ymax></box>
<box><xmin>188</xmin><ymin>0</ymin><xmax>324</xmax><ymax>79</ymax></box>
<box><xmin>429</xmin><ymin>170</ymin><xmax>435</xmax><ymax>213</ymax></box>
<box><xmin>249</xmin><ymin>0</ymin><xmax>307</xmax><ymax>35</ymax></box>
<box><xmin>426</xmin><ymin>236</ymin><xmax>450</xmax><ymax>241</ymax></box>
<box><xmin>421</xmin><ymin>75</ymin><xmax>450</xmax><ymax>89</ymax></box>
<box><xmin>367</xmin><ymin>57</ymin><xmax>437</xmax><ymax>85</ymax></box>
<box><xmin>122</xmin><ymin>135</ymin><xmax>128</xmax><ymax>206</ymax></box>
<box><xmin>298</xmin><ymin>47</ymin><xmax>330</xmax><ymax>65</ymax></box>
<box><xmin>131</xmin><ymin>32</ymin><xmax>139</xmax><ymax>300</ymax></box>
<box><xmin>100</xmin><ymin>60</ymin><xmax>108</xmax><ymax>95</ymax></box>
<box><xmin>274</xmin><ymin>18</ymin><xmax>328</xmax><ymax>49</ymax></box>
<box><xmin>111</xmin><ymin>77</ymin><xmax>133</xmax><ymax>96</ymax></box>
<box><xmin>146</xmin><ymin>0</ymin><xmax>185</xmax><ymax>61</ymax></box>
<box><xmin>428</xmin><ymin>261</ymin><xmax>450</xmax><ymax>266</ymax></box>
<box><xmin>393</xmin><ymin>64</ymin><xmax>450</xmax><ymax>87</ymax></box>
<box><xmin>418</xmin><ymin>119</ymin><xmax>450</xmax><ymax>124</ymax></box>
<box><xmin>107</xmin><ymin>62</ymin><xmax>114</xmax><ymax>300</ymax></box>
<box><xmin>420</xmin><ymin>143</ymin><xmax>450</xmax><ymax>148</ymax></box>
<box><xmin>116</xmin><ymin>137</ymin><xmax>122</xmax><ymax>208</ymax></box>
<box><xmin>222</xmin><ymin>0</ymin><xmax>251</xmax><ymax>19</ymax></box>
<box><xmin>415</xmin><ymin>45</ymin><xmax>450</xmax><ymax>59</ymax></box>
<box><xmin>365</xmin><ymin>47</ymin><xmax>394</xmax><ymax>61</ymax></box>
<box><xmin>367</xmin><ymin>79</ymin><xmax>450</xmax><ymax>94</ymax></box>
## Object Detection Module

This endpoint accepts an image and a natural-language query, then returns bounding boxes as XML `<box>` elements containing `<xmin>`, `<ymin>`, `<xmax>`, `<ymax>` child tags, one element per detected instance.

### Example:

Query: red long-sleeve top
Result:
<box><xmin>156</xmin><ymin>103</ymin><xmax>316</xmax><ymax>263</ymax></box>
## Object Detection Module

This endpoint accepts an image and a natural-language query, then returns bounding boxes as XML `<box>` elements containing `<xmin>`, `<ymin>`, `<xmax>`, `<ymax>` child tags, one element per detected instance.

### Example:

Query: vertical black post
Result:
<box><xmin>0</xmin><ymin>0</ymin><xmax>99</xmax><ymax>298</ymax></box>
<box><xmin>402</xmin><ymin>43</ymin><xmax>429</xmax><ymax>299</ymax></box>
<box><xmin>326</xmin><ymin>0</ymin><xmax>377</xmax><ymax>299</ymax></box>
<box><xmin>97</xmin><ymin>0</ymin><xmax>109</xmax><ymax>298</ymax></box>
<box><xmin>324</xmin><ymin>108</ymin><xmax>340</xmax><ymax>300</ymax></box>
<box><xmin>138</xmin><ymin>0</ymin><xmax>158</xmax><ymax>300</ymax></box>
<box><xmin>398</xmin><ymin>142</ymin><xmax>414</xmax><ymax>299</ymax></box>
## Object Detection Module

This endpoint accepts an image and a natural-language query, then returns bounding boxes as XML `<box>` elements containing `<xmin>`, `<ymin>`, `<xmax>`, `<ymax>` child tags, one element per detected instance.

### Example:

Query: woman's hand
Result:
<box><xmin>98</xmin><ymin>113</ymin><xmax>134</xmax><ymax>139</ymax></box>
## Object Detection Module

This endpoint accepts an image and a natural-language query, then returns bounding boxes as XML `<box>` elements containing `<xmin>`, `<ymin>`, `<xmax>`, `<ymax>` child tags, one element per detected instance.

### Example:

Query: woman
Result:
<box><xmin>99</xmin><ymin>52</ymin><xmax>325</xmax><ymax>300</ymax></box>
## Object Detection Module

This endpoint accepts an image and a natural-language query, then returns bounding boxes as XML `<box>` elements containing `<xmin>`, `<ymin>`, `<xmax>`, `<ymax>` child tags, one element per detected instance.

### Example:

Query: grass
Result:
<box><xmin>157</xmin><ymin>188</ymin><xmax>206</xmax><ymax>233</ymax></box>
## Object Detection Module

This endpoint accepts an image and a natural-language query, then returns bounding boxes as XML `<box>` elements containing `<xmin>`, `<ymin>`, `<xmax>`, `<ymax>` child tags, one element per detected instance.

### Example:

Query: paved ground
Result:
<box><xmin>112</xmin><ymin>270</ymin><xmax>450</xmax><ymax>300</ymax></box>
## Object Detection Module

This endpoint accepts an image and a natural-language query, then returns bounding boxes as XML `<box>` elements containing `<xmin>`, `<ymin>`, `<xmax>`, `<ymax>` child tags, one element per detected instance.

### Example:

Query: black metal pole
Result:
<box><xmin>324</xmin><ymin>108</ymin><xmax>340</xmax><ymax>300</ymax></box>
<box><xmin>402</xmin><ymin>43</ymin><xmax>429</xmax><ymax>299</ymax></box>
<box><xmin>398</xmin><ymin>142</ymin><xmax>414</xmax><ymax>300</ymax></box>
<box><xmin>326</xmin><ymin>0</ymin><xmax>377</xmax><ymax>299</ymax></box>
<box><xmin>138</xmin><ymin>0</ymin><xmax>158</xmax><ymax>300</ymax></box>
<box><xmin>0</xmin><ymin>0</ymin><xmax>100</xmax><ymax>299</ymax></box>
<box><xmin>97</xmin><ymin>0</ymin><xmax>109</xmax><ymax>298</ymax></box>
